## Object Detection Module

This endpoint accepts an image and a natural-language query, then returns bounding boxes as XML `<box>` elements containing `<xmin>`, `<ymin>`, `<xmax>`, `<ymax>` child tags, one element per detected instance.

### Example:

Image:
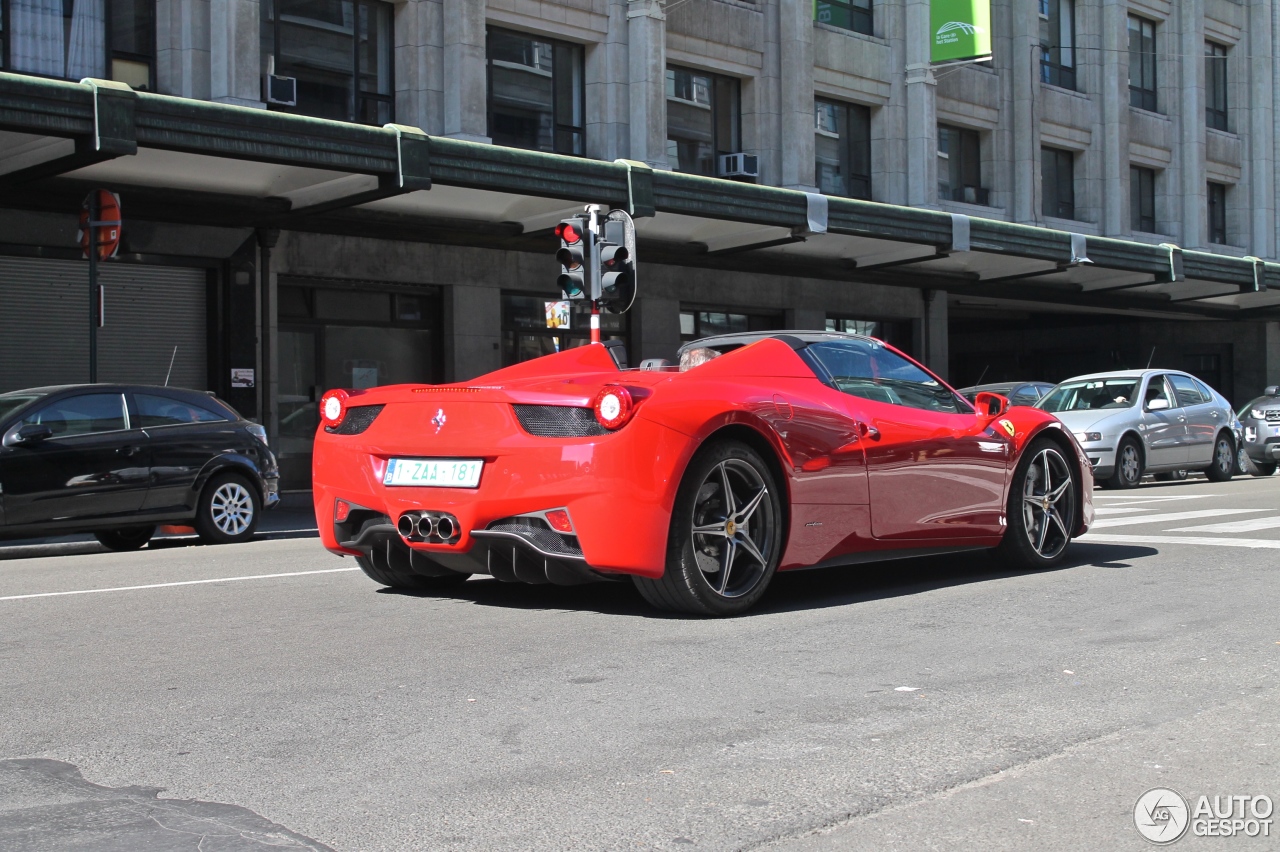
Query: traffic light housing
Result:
<box><xmin>598</xmin><ymin>219</ymin><xmax>636</xmax><ymax>313</ymax></box>
<box><xmin>556</xmin><ymin>217</ymin><xmax>590</xmax><ymax>299</ymax></box>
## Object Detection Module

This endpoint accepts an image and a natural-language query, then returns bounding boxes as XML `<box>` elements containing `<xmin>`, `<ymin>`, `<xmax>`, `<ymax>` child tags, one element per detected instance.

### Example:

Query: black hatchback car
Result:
<box><xmin>0</xmin><ymin>385</ymin><xmax>279</xmax><ymax>550</ymax></box>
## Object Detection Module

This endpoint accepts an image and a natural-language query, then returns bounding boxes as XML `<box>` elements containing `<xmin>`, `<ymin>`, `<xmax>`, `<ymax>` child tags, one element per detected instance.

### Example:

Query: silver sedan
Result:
<box><xmin>1036</xmin><ymin>369</ymin><xmax>1238</xmax><ymax>489</ymax></box>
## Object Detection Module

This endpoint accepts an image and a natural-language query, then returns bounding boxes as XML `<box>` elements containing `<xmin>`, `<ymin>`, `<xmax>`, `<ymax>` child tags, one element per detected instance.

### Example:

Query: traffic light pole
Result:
<box><xmin>587</xmin><ymin>205</ymin><xmax>602</xmax><ymax>344</ymax></box>
<box><xmin>88</xmin><ymin>192</ymin><xmax>98</xmax><ymax>383</ymax></box>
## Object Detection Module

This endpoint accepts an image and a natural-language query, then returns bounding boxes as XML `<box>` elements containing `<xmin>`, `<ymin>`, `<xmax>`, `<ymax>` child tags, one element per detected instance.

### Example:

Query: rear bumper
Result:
<box><xmin>312</xmin><ymin>415</ymin><xmax>692</xmax><ymax>579</ymax></box>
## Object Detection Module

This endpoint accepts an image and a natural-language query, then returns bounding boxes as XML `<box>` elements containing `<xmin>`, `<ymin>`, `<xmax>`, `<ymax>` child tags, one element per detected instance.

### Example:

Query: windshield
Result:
<box><xmin>0</xmin><ymin>392</ymin><xmax>44</xmax><ymax>424</ymax></box>
<box><xmin>1038</xmin><ymin>379</ymin><xmax>1139</xmax><ymax>412</ymax></box>
<box><xmin>804</xmin><ymin>339</ymin><xmax>967</xmax><ymax>414</ymax></box>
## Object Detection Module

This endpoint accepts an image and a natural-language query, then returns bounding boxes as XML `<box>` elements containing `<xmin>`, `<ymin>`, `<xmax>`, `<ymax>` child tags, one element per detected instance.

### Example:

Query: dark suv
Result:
<box><xmin>0</xmin><ymin>385</ymin><xmax>279</xmax><ymax>550</ymax></box>
<box><xmin>1237</xmin><ymin>386</ymin><xmax>1280</xmax><ymax>477</ymax></box>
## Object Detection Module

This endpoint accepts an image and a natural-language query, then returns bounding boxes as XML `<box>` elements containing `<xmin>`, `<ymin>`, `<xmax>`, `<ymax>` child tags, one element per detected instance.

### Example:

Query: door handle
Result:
<box><xmin>856</xmin><ymin>422</ymin><xmax>881</xmax><ymax>441</ymax></box>
<box><xmin>119</xmin><ymin>445</ymin><xmax>140</xmax><ymax>457</ymax></box>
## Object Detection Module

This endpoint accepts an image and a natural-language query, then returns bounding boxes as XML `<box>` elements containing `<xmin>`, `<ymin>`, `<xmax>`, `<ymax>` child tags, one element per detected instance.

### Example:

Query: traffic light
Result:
<box><xmin>598</xmin><ymin>218</ymin><xmax>636</xmax><ymax>313</ymax></box>
<box><xmin>555</xmin><ymin>217</ymin><xmax>590</xmax><ymax>299</ymax></box>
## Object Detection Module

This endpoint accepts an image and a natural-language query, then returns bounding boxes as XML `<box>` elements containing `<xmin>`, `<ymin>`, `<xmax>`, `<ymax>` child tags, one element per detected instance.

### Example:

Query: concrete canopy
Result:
<box><xmin>1</xmin><ymin>73</ymin><xmax>1278</xmax><ymax>321</ymax></box>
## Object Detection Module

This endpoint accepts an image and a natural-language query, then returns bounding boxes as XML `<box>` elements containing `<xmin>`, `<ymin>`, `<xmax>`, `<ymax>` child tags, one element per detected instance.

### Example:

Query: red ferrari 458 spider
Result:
<box><xmin>313</xmin><ymin>331</ymin><xmax>1094</xmax><ymax>615</ymax></box>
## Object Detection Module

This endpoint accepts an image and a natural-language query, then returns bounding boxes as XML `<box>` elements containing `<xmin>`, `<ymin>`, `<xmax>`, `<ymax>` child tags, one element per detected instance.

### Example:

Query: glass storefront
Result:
<box><xmin>679</xmin><ymin>308</ymin><xmax>783</xmax><ymax>344</ymax></box>
<box><xmin>502</xmin><ymin>294</ymin><xmax>628</xmax><ymax>366</ymax></box>
<box><xmin>277</xmin><ymin>280</ymin><xmax>442</xmax><ymax>488</ymax></box>
<box><xmin>826</xmin><ymin>316</ymin><xmax>913</xmax><ymax>355</ymax></box>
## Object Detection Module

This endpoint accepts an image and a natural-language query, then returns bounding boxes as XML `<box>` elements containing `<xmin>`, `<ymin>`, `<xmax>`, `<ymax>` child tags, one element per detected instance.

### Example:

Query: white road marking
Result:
<box><xmin>1091</xmin><ymin>494</ymin><xmax>1221</xmax><ymax>504</ymax></box>
<box><xmin>1090</xmin><ymin>509</ymin><xmax>1267</xmax><ymax>529</ymax></box>
<box><xmin>0</xmin><ymin>567</ymin><xmax>360</xmax><ymax>602</ymax></box>
<box><xmin>1092</xmin><ymin>507</ymin><xmax>1151</xmax><ymax>516</ymax></box>
<box><xmin>1083</xmin><ymin>533</ymin><xmax>1280</xmax><ymax>549</ymax></box>
<box><xmin>1166</xmin><ymin>516</ymin><xmax>1280</xmax><ymax>534</ymax></box>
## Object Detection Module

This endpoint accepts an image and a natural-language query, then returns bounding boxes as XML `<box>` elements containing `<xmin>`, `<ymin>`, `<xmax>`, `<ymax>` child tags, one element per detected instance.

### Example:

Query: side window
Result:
<box><xmin>1168</xmin><ymin>375</ymin><xmax>1207</xmax><ymax>407</ymax></box>
<box><xmin>1192</xmin><ymin>378</ymin><xmax>1216</xmax><ymax>403</ymax></box>
<box><xmin>1011</xmin><ymin>386</ymin><xmax>1042</xmax><ymax>407</ymax></box>
<box><xmin>1145</xmin><ymin>376</ymin><xmax>1175</xmax><ymax>409</ymax></box>
<box><xmin>135</xmin><ymin>394</ymin><xmax>228</xmax><ymax>428</ymax></box>
<box><xmin>23</xmin><ymin>394</ymin><xmax>127</xmax><ymax>436</ymax></box>
<box><xmin>804</xmin><ymin>340</ymin><xmax>964</xmax><ymax>413</ymax></box>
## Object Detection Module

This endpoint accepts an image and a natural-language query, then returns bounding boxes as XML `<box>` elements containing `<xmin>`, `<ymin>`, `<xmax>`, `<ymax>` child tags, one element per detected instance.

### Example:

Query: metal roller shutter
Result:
<box><xmin>0</xmin><ymin>257</ymin><xmax>208</xmax><ymax>393</ymax></box>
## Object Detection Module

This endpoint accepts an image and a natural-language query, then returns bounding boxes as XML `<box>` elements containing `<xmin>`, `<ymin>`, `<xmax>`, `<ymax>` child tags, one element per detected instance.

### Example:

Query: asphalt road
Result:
<box><xmin>1</xmin><ymin>476</ymin><xmax>1277</xmax><ymax>851</ymax></box>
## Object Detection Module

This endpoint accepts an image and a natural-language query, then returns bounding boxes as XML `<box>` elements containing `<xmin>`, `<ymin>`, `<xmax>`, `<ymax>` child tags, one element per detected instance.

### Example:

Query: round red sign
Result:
<box><xmin>78</xmin><ymin>189</ymin><xmax>122</xmax><ymax>261</ymax></box>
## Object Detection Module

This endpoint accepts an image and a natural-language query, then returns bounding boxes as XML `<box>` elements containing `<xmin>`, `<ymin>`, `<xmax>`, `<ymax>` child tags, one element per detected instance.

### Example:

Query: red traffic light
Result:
<box><xmin>555</xmin><ymin>222</ymin><xmax>582</xmax><ymax>244</ymax></box>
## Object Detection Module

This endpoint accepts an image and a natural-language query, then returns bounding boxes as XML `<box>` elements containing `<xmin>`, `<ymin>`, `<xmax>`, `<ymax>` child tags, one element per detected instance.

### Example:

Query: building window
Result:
<box><xmin>1039</xmin><ymin>0</ymin><xmax>1075</xmax><ymax>90</ymax></box>
<box><xmin>666</xmin><ymin>66</ymin><xmax>741</xmax><ymax>177</ymax></box>
<box><xmin>502</xmin><ymin>294</ymin><xmax>626</xmax><ymax>365</ymax></box>
<box><xmin>1130</xmin><ymin>165</ymin><xmax>1156</xmax><ymax>233</ymax></box>
<box><xmin>1207</xmin><ymin>182</ymin><xmax>1227</xmax><ymax>244</ymax></box>
<box><xmin>679</xmin><ymin>309</ymin><xmax>782</xmax><ymax>343</ymax></box>
<box><xmin>1205</xmin><ymin>42</ymin><xmax>1228</xmax><ymax>132</ymax></box>
<box><xmin>261</xmin><ymin>0</ymin><xmax>394</xmax><ymax>125</ymax></box>
<box><xmin>1041</xmin><ymin>147</ymin><xmax>1075</xmax><ymax>220</ymax></box>
<box><xmin>487</xmin><ymin>28</ymin><xmax>584</xmax><ymax>156</ymax></box>
<box><xmin>815</xmin><ymin>99</ymin><xmax>871</xmax><ymax>200</ymax></box>
<box><xmin>937</xmin><ymin>124</ymin><xmax>987</xmax><ymax>206</ymax></box>
<box><xmin>0</xmin><ymin>0</ymin><xmax>155</xmax><ymax>89</ymax></box>
<box><xmin>826</xmin><ymin>317</ymin><xmax>912</xmax><ymax>354</ymax></box>
<box><xmin>814</xmin><ymin>0</ymin><xmax>872</xmax><ymax>36</ymax></box>
<box><xmin>1128</xmin><ymin>15</ymin><xmax>1157</xmax><ymax>112</ymax></box>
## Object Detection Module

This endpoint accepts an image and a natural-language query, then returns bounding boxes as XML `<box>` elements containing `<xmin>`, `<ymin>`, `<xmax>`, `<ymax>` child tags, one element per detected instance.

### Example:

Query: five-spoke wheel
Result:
<box><xmin>999</xmin><ymin>440</ymin><xmax>1077</xmax><ymax>569</ymax></box>
<box><xmin>633</xmin><ymin>441</ymin><xmax>782</xmax><ymax>616</ymax></box>
<box><xmin>1105</xmin><ymin>438</ymin><xmax>1143</xmax><ymax>489</ymax></box>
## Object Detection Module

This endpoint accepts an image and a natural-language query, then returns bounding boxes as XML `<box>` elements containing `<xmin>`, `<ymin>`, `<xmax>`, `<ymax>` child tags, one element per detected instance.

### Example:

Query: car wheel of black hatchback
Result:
<box><xmin>195</xmin><ymin>472</ymin><xmax>260</xmax><ymax>544</ymax></box>
<box><xmin>94</xmin><ymin>526</ymin><xmax>156</xmax><ymax>552</ymax></box>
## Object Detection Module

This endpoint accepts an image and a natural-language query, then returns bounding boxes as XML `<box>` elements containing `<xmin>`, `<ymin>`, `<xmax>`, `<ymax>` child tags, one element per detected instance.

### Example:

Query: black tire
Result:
<box><xmin>94</xmin><ymin>526</ymin><xmax>156</xmax><ymax>552</ymax></box>
<box><xmin>1105</xmin><ymin>437</ymin><xmax>1143</xmax><ymax>489</ymax></box>
<box><xmin>1204</xmin><ymin>432</ymin><xmax>1235</xmax><ymax>482</ymax></box>
<box><xmin>194</xmin><ymin>472</ymin><xmax>260</xmax><ymax>544</ymax></box>
<box><xmin>1153</xmin><ymin>469</ymin><xmax>1188</xmax><ymax>482</ymax></box>
<box><xmin>632</xmin><ymin>440</ymin><xmax>783</xmax><ymax>616</ymax></box>
<box><xmin>355</xmin><ymin>538</ymin><xmax>470</xmax><ymax>591</ymax></box>
<box><xmin>1252</xmin><ymin>461</ymin><xmax>1278</xmax><ymax>477</ymax></box>
<box><xmin>997</xmin><ymin>439</ymin><xmax>1078</xmax><ymax>571</ymax></box>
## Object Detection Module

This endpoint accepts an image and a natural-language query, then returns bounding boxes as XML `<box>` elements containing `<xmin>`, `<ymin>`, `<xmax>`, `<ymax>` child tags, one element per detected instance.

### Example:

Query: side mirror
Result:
<box><xmin>3</xmin><ymin>423</ymin><xmax>53</xmax><ymax>447</ymax></box>
<box><xmin>974</xmin><ymin>391</ymin><xmax>1009</xmax><ymax>417</ymax></box>
<box><xmin>1146</xmin><ymin>398</ymin><xmax>1171</xmax><ymax>411</ymax></box>
<box><xmin>1266</xmin><ymin>385</ymin><xmax>1279</xmax><ymax>397</ymax></box>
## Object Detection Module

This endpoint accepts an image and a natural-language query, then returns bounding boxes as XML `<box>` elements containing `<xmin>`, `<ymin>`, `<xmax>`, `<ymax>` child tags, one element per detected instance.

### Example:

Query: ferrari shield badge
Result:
<box><xmin>997</xmin><ymin>418</ymin><xmax>1016</xmax><ymax>437</ymax></box>
<box><xmin>432</xmin><ymin>408</ymin><xmax>447</xmax><ymax>433</ymax></box>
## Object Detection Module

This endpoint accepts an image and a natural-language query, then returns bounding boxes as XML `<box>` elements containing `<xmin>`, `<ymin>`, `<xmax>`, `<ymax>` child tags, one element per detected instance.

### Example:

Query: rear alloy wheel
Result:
<box><xmin>633</xmin><ymin>440</ymin><xmax>782</xmax><ymax>616</ymax></box>
<box><xmin>998</xmin><ymin>441</ymin><xmax>1077</xmax><ymax>570</ymax></box>
<box><xmin>94</xmin><ymin>526</ymin><xmax>156</xmax><ymax>552</ymax></box>
<box><xmin>356</xmin><ymin>538</ymin><xmax>469</xmax><ymax>591</ymax></box>
<box><xmin>1105</xmin><ymin>438</ymin><xmax>1143</xmax><ymax>489</ymax></box>
<box><xmin>195</xmin><ymin>473</ymin><xmax>260</xmax><ymax>544</ymax></box>
<box><xmin>1204</xmin><ymin>433</ymin><xmax>1236</xmax><ymax>482</ymax></box>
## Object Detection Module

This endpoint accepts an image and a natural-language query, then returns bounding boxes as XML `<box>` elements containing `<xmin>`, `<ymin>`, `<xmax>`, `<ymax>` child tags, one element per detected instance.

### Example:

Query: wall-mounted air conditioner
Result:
<box><xmin>718</xmin><ymin>153</ymin><xmax>759</xmax><ymax>179</ymax></box>
<box><xmin>264</xmin><ymin>74</ymin><xmax>297</xmax><ymax>106</ymax></box>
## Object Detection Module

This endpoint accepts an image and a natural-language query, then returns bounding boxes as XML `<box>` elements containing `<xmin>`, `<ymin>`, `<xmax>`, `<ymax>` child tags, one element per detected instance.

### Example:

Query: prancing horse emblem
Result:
<box><xmin>432</xmin><ymin>408</ymin><xmax>447</xmax><ymax>433</ymax></box>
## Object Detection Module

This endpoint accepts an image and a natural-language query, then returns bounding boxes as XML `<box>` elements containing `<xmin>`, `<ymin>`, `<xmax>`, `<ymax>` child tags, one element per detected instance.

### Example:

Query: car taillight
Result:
<box><xmin>320</xmin><ymin>389</ymin><xmax>350</xmax><ymax>430</ymax></box>
<box><xmin>335</xmin><ymin>500</ymin><xmax>351</xmax><ymax>522</ymax></box>
<box><xmin>592</xmin><ymin>385</ymin><xmax>633</xmax><ymax>430</ymax></box>
<box><xmin>545</xmin><ymin>509</ymin><xmax>574</xmax><ymax>533</ymax></box>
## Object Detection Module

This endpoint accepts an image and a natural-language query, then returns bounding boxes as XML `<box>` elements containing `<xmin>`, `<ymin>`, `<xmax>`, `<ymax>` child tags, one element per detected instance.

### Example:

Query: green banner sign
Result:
<box><xmin>930</xmin><ymin>0</ymin><xmax>992</xmax><ymax>63</ymax></box>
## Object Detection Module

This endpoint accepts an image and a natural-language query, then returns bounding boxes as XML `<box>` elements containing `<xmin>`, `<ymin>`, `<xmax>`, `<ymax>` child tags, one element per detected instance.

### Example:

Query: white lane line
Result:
<box><xmin>1090</xmin><ymin>509</ymin><xmax>1266</xmax><ymax>529</ymax></box>
<box><xmin>0</xmin><ymin>567</ymin><xmax>360</xmax><ymax>602</ymax></box>
<box><xmin>1091</xmin><ymin>494</ymin><xmax>1221</xmax><ymax>504</ymax></box>
<box><xmin>1083</xmin><ymin>533</ymin><xmax>1280</xmax><ymax>549</ymax></box>
<box><xmin>1093</xmin><ymin>507</ymin><xmax>1152</xmax><ymax>516</ymax></box>
<box><xmin>1167</xmin><ymin>516</ymin><xmax>1280</xmax><ymax>534</ymax></box>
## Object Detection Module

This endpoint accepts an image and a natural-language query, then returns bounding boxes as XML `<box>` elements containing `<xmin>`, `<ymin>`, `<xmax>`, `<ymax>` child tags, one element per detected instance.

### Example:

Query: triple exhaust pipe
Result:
<box><xmin>397</xmin><ymin>511</ymin><xmax>460</xmax><ymax>544</ymax></box>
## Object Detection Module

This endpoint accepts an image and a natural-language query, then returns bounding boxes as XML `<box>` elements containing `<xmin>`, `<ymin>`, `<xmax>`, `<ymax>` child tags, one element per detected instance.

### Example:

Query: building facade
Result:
<box><xmin>2</xmin><ymin>0</ymin><xmax>1279</xmax><ymax>487</ymax></box>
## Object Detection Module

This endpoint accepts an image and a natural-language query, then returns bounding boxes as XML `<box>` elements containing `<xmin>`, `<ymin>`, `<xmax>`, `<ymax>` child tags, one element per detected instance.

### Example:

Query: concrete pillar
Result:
<box><xmin>753</xmin><ymin>0</ymin><xmax>781</xmax><ymax>186</ymax></box>
<box><xmin>156</xmin><ymin>0</ymin><xmax>211</xmax><ymax>99</ymax></box>
<box><xmin>397</xmin><ymin>0</ymin><xmax>444</xmax><ymax>135</ymax></box>
<box><xmin>881</xmin><ymin>0</ymin><xmax>908</xmax><ymax>204</ymax></box>
<box><xmin>904</xmin><ymin>0</ymin><xmax>936</xmax><ymax>206</ymax></box>
<box><xmin>210</xmin><ymin>0</ymin><xmax>263</xmax><ymax>107</ymax></box>
<box><xmin>634</xmin><ymin>296</ymin><xmax>682</xmax><ymax>362</ymax></box>
<box><xmin>627</xmin><ymin>0</ymin><xmax>668</xmax><ymax>169</ymax></box>
<box><xmin>1099</xmin><ymin>0</ymin><xmax>1129</xmax><ymax>234</ymax></box>
<box><xmin>785</xmin><ymin>308</ymin><xmax>826</xmax><ymax>330</ymax></box>
<box><xmin>587</xmin><ymin>0</ymin><xmax>632</xmax><ymax>161</ymax></box>
<box><xmin>445</xmin><ymin>285</ymin><xmax>502</xmax><ymax>382</ymax></box>
<box><xmin>1246</xmin><ymin>0</ymin><xmax>1275</xmax><ymax>258</ymax></box>
<box><xmin>443</xmin><ymin>0</ymin><xmax>488</xmax><ymax>142</ymax></box>
<box><xmin>1176</xmin><ymin>0</ymin><xmax>1206</xmax><ymax>247</ymax></box>
<box><xmin>1009</xmin><ymin>0</ymin><xmax>1038</xmax><ymax>223</ymax></box>
<box><xmin>923</xmin><ymin>289</ymin><xmax>948</xmax><ymax>378</ymax></box>
<box><xmin>779</xmin><ymin>0</ymin><xmax>816</xmax><ymax>190</ymax></box>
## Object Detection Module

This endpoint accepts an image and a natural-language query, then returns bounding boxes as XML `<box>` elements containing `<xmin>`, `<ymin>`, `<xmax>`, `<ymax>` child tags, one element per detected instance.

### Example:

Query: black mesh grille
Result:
<box><xmin>513</xmin><ymin>405</ymin><xmax>607</xmax><ymax>437</ymax></box>
<box><xmin>1266</xmin><ymin>410</ymin><xmax>1280</xmax><ymax>422</ymax></box>
<box><xmin>326</xmin><ymin>404</ymin><xmax>385</xmax><ymax>435</ymax></box>
<box><xmin>486</xmin><ymin>518</ymin><xmax>584</xmax><ymax>557</ymax></box>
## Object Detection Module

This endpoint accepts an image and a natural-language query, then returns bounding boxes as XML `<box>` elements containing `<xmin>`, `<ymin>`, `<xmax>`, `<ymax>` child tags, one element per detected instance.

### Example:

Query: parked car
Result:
<box><xmin>1036</xmin><ymin>369</ymin><xmax>1237</xmax><ymax>489</ymax></box>
<box><xmin>957</xmin><ymin>381</ymin><xmax>1054</xmax><ymax>411</ymax></box>
<box><xmin>1236</xmin><ymin>386</ymin><xmax>1280</xmax><ymax>477</ymax></box>
<box><xmin>0</xmin><ymin>385</ymin><xmax>279</xmax><ymax>550</ymax></box>
<box><xmin>313</xmin><ymin>333</ymin><xmax>1094</xmax><ymax>616</ymax></box>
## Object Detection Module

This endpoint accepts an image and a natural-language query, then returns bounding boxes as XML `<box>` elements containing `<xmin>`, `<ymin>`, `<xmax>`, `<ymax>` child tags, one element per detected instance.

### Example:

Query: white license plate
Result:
<box><xmin>384</xmin><ymin>458</ymin><xmax>483</xmax><ymax>488</ymax></box>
